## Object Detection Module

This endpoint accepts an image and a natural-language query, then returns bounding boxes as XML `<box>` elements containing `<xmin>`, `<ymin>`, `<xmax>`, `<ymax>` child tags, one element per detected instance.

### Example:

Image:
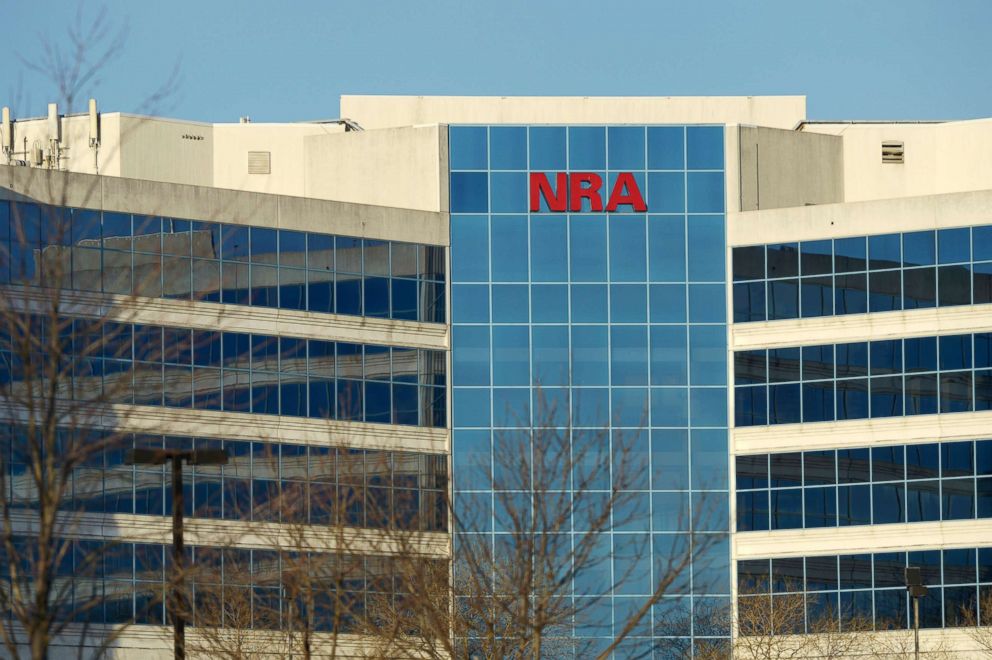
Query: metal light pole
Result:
<box><xmin>905</xmin><ymin>566</ymin><xmax>928</xmax><ymax>660</ymax></box>
<box><xmin>127</xmin><ymin>447</ymin><xmax>228</xmax><ymax>660</ymax></box>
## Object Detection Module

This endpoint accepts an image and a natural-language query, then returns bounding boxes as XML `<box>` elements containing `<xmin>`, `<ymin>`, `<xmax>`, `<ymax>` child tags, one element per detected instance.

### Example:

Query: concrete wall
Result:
<box><xmin>802</xmin><ymin>118</ymin><xmax>992</xmax><ymax>203</ymax></box>
<box><xmin>727</xmin><ymin>187</ymin><xmax>992</xmax><ymax>246</ymax></box>
<box><xmin>341</xmin><ymin>95</ymin><xmax>808</xmax><ymax>130</ymax></box>
<box><xmin>304</xmin><ymin>124</ymin><xmax>445</xmax><ymax>212</ymax></box>
<box><xmin>0</xmin><ymin>111</ymin><xmax>121</xmax><ymax>176</ymax></box>
<box><xmin>737</xmin><ymin>126</ymin><xmax>843</xmax><ymax>211</ymax></box>
<box><xmin>0</xmin><ymin>163</ymin><xmax>449</xmax><ymax>246</ymax></box>
<box><xmin>117</xmin><ymin>115</ymin><xmax>214</xmax><ymax>186</ymax></box>
<box><xmin>213</xmin><ymin>122</ymin><xmax>343</xmax><ymax>196</ymax></box>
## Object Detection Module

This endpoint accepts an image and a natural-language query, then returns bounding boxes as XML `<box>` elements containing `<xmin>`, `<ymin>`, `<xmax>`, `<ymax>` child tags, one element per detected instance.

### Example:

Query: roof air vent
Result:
<box><xmin>248</xmin><ymin>151</ymin><xmax>271</xmax><ymax>174</ymax></box>
<box><xmin>882</xmin><ymin>141</ymin><xmax>904</xmax><ymax>164</ymax></box>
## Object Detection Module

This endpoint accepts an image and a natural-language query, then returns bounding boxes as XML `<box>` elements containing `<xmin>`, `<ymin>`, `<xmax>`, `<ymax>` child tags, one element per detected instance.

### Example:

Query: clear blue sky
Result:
<box><xmin>5</xmin><ymin>0</ymin><xmax>990</xmax><ymax>123</ymax></box>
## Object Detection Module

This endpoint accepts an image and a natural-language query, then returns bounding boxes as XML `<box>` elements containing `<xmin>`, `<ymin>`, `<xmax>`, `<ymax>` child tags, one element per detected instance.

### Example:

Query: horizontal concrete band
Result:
<box><xmin>0</xmin><ymin>403</ymin><xmax>449</xmax><ymax>454</ymax></box>
<box><xmin>732</xmin><ymin>410</ymin><xmax>992</xmax><ymax>455</ymax></box>
<box><xmin>0</xmin><ymin>164</ymin><xmax>450</xmax><ymax>246</ymax></box>
<box><xmin>727</xmin><ymin>188</ymin><xmax>992</xmax><ymax>246</ymax></box>
<box><xmin>734</xmin><ymin>518</ymin><xmax>992</xmax><ymax>560</ymax></box>
<box><xmin>17</xmin><ymin>624</ymin><xmax>430</xmax><ymax>659</ymax></box>
<box><xmin>0</xmin><ymin>285</ymin><xmax>449</xmax><ymax>350</ymax></box>
<box><xmin>731</xmin><ymin>303</ymin><xmax>992</xmax><ymax>351</ymax></box>
<box><xmin>6</xmin><ymin>510</ymin><xmax>449</xmax><ymax>558</ymax></box>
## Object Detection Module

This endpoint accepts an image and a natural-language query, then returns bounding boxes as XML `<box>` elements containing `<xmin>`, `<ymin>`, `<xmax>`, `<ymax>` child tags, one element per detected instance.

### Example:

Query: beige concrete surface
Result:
<box><xmin>341</xmin><ymin>94</ymin><xmax>808</xmax><ymax>130</ymax></box>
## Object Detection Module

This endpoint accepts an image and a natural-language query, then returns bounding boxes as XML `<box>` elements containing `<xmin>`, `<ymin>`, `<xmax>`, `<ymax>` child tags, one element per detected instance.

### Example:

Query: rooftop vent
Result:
<box><xmin>882</xmin><ymin>141</ymin><xmax>904</xmax><ymax>164</ymax></box>
<box><xmin>247</xmin><ymin>151</ymin><xmax>271</xmax><ymax>174</ymax></box>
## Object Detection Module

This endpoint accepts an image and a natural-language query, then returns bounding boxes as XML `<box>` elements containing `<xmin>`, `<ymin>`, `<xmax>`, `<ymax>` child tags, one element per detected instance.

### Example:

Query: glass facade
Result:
<box><xmin>735</xmin><ymin>333</ymin><xmax>992</xmax><ymax>426</ymax></box>
<box><xmin>736</xmin><ymin>440</ymin><xmax>992</xmax><ymax>531</ymax></box>
<box><xmin>449</xmin><ymin>124</ymin><xmax>730</xmax><ymax>653</ymax></box>
<box><xmin>732</xmin><ymin>225</ymin><xmax>992</xmax><ymax>323</ymax></box>
<box><xmin>738</xmin><ymin>547</ymin><xmax>992</xmax><ymax>630</ymax></box>
<box><xmin>1</xmin><ymin>315</ymin><xmax>446</xmax><ymax>427</ymax></box>
<box><xmin>0</xmin><ymin>201</ymin><xmax>445</xmax><ymax>323</ymax></box>
<box><xmin>0</xmin><ymin>198</ymin><xmax>449</xmax><ymax>633</ymax></box>
<box><xmin>3</xmin><ymin>426</ymin><xmax>446</xmax><ymax>531</ymax></box>
<box><xmin>0</xmin><ymin>536</ymin><xmax>435</xmax><ymax>629</ymax></box>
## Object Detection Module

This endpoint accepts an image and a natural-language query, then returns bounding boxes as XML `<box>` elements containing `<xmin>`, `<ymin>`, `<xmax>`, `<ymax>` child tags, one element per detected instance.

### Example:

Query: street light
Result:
<box><xmin>905</xmin><ymin>566</ymin><xmax>929</xmax><ymax>660</ymax></box>
<box><xmin>126</xmin><ymin>447</ymin><xmax>228</xmax><ymax>660</ymax></box>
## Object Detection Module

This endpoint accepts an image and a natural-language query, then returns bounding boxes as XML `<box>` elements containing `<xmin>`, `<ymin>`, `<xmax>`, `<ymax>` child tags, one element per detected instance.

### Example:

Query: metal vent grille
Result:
<box><xmin>882</xmin><ymin>141</ymin><xmax>904</xmax><ymax>164</ymax></box>
<box><xmin>247</xmin><ymin>151</ymin><xmax>271</xmax><ymax>174</ymax></box>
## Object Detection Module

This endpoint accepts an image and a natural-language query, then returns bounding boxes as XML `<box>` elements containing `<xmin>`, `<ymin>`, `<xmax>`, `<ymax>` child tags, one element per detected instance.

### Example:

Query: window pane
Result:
<box><xmin>733</xmin><ymin>246</ymin><xmax>764</xmax><ymax>281</ymax></box>
<box><xmin>868</xmin><ymin>270</ymin><xmax>901</xmax><ymax>312</ymax></box>
<box><xmin>449</xmin><ymin>126</ymin><xmax>487</xmax><ymax>170</ymax></box>
<box><xmin>801</xmin><ymin>240</ymin><xmax>833</xmax><ymax>276</ymax></box>
<box><xmin>903</xmin><ymin>231</ymin><xmax>936</xmax><ymax>267</ymax></box>
<box><xmin>905</xmin><ymin>336</ymin><xmax>937</xmax><ymax>372</ymax></box>
<box><xmin>801</xmin><ymin>276</ymin><xmax>833</xmax><ymax>317</ymax></box>
<box><xmin>903</xmin><ymin>267</ymin><xmax>936</xmax><ymax>309</ymax></box>
<box><xmin>836</xmin><ymin>272</ymin><xmax>868</xmax><ymax>314</ymax></box>
<box><xmin>733</xmin><ymin>282</ymin><xmax>766</xmax><ymax>322</ymax></box>
<box><xmin>834</xmin><ymin>237</ymin><xmax>866</xmax><ymax>272</ymax></box>
<box><xmin>768</xmin><ymin>279</ymin><xmax>798</xmax><ymax>320</ymax></box>
<box><xmin>868</xmin><ymin>234</ymin><xmax>901</xmax><ymax>270</ymax></box>
<box><xmin>490</xmin><ymin>126</ymin><xmax>526</xmax><ymax>170</ymax></box>
<box><xmin>804</xmin><ymin>450</ymin><xmax>836</xmax><ymax>486</ymax></box>
<box><xmin>937</xmin><ymin>264</ymin><xmax>971</xmax><ymax>306</ymax></box>
<box><xmin>767</xmin><ymin>243</ymin><xmax>798</xmax><ymax>278</ymax></box>
<box><xmin>735</xmin><ymin>350</ymin><xmax>767</xmax><ymax>385</ymax></box>
<box><xmin>938</xmin><ymin>228</ymin><xmax>970</xmax><ymax>264</ymax></box>
<box><xmin>905</xmin><ymin>374</ymin><xmax>938</xmax><ymax>415</ymax></box>
<box><xmin>736</xmin><ymin>454</ymin><xmax>768</xmax><ymax>489</ymax></box>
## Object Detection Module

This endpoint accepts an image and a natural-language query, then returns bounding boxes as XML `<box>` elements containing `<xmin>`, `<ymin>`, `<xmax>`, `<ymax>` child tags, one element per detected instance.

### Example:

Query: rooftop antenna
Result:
<box><xmin>1</xmin><ymin>107</ymin><xmax>11</xmax><ymax>160</ymax></box>
<box><xmin>88</xmin><ymin>98</ymin><xmax>100</xmax><ymax>147</ymax></box>
<box><xmin>47</xmin><ymin>103</ymin><xmax>60</xmax><ymax>142</ymax></box>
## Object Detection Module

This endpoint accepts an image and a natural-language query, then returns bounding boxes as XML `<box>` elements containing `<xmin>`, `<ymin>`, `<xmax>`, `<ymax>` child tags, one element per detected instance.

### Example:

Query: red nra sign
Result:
<box><xmin>529</xmin><ymin>172</ymin><xmax>647</xmax><ymax>212</ymax></box>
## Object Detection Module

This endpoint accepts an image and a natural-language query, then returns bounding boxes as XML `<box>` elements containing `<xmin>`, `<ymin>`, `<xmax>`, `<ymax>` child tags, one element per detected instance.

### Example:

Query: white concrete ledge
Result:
<box><xmin>728</xmin><ymin>188</ymin><xmax>992</xmax><ymax>246</ymax></box>
<box><xmin>735</xmin><ymin>518</ymin><xmax>992</xmax><ymax>560</ymax></box>
<box><xmin>0</xmin><ymin>285</ymin><xmax>449</xmax><ymax>350</ymax></box>
<box><xmin>0</xmin><ymin>402</ymin><xmax>449</xmax><ymax>454</ymax></box>
<box><xmin>7</xmin><ymin>511</ymin><xmax>449</xmax><ymax>558</ymax></box>
<box><xmin>732</xmin><ymin>303</ymin><xmax>992</xmax><ymax>351</ymax></box>
<box><xmin>732</xmin><ymin>410</ymin><xmax>992</xmax><ymax>455</ymax></box>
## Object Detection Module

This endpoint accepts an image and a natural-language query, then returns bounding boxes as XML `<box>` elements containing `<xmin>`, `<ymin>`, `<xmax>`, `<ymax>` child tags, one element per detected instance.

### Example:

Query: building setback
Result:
<box><xmin>2</xmin><ymin>95</ymin><xmax>992</xmax><ymax>656</ymax></box>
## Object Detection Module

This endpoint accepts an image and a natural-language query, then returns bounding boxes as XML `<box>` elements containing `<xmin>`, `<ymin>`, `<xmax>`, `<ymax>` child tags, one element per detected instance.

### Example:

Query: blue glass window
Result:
<box><xmin>903</xmin><ymin>231</ymin><xmax>936</xmax><ymax>267</ymax></box>
<box><xmin>648</xmin><ymin>215</ymin><xmax>686</xmax><ymax>281</ymax></box>
<box><xmin>449</xmin><ymin>126</ymin><xmax>488</xmax><ymax>170</ymax></box>
<box><xmin>568</xmin><ymin>126</ymin><xmax>606</xmax><ymax>170</ymax></box>
<box><xmin>647</xmin><ymin>173</ymin><xmax>685</xmax><ymax>213</ymax></box>
<box><xmin>489</xmin><ymin>126</ymin><xmax>526</xmax><ymax>170</ymax></box>
<box><xmin>648</xmin><ymin>127</ymin><xmax>685</xmax><ymax>170</ymax></box>
<box><xmin>530</xmin><ymin>216</ymin><xmax>567</xmax><ymax>282</ymax></box>
<box><xmin>650</xmin><ymin>284</ymin><xmax>687</xmax><ymax>323</ymax></box>
<box><xmin>570</xmin><ymin>215</ymin><xmax>607</xmax><ymax>282</ymax></box>
<box><xmin>607</xmin><ymin>126</ymin><xmax>645</xmax><ymax>170</ymax></box>
<box><xmin>686</xmin><ymin>127</ymin><xmax>724</xmax><ymax>170</ymax></box>
<box><xmin>529</xmin><ymin>127</ymin><xmax>566</xmax><ymax>170</ymax></box>
<box><xmin>490</xmin><ymin>172</ymin><xmax>527</xmax><ymax>213</ymax></box>
<box><xmin>688</xmin><ymin>215</ymin><xmax>725</xmax><ymax>282</ymax></box>
<box><xmin>450</xmin><ymin>173</ymin><xmax>488</xmax><ymax>213</ymax></box>
<box><xmin>687</xmin><ymin>172</ymin><xmax>724</xmax><ymax>213</ymax></box>
<box><xmin>609</xmin><ymin>215</ymin><xmax>646</xmax><ymax>281</ymax></box>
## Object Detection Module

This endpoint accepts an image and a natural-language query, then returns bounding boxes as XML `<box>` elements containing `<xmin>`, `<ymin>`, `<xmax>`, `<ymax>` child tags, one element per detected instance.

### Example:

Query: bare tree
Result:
<box><xmin>183</xmin><ymin>442</ymin><xmax>448</xmax><ymax>659</ymax></box>
<box><xmin>955</xmin><ymin>586</ymin><xmax>992</xmax><ymax>657</ymax></box>
<box><xmin>731</xmin><ymin>582</ymin><xmax>879</xmax><ymax>660</ymax></box>
<box><xmin>0</xmin><ymin>8</ymin><xmax>184</xmax><ymax>656</ymax></box>
<box><xmin>365</xmin><ymin>391</ymin><xmax>725</xmax><ymax>659</ymax></box>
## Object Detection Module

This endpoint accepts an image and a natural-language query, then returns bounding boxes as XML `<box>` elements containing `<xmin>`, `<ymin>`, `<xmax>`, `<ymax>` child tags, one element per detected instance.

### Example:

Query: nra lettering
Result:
<box><xmin>529</xmin><ymin>172</ymin><xmax>647</xmax><ymax>212</ymax></box>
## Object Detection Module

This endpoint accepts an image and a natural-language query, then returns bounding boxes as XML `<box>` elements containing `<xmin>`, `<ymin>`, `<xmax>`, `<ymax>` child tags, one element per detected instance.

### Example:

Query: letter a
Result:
<box><xmin>605</xmin><ymin>172</ymin><xmax>647</xmax><ymax>212</ymax></box>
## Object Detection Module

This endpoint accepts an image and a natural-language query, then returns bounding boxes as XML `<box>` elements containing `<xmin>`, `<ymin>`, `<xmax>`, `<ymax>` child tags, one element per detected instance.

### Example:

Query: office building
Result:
<box><xmin>2</xmin><ymin>95</ymin><xmax>991</xmax><ymax>656</ymax></box>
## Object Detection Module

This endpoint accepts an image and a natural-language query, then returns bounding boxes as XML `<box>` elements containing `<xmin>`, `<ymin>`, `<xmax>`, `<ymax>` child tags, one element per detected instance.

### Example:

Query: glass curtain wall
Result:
<box><xmin>449</xmin><ymin>124</ymin><xmax>730</xmax><ymax>656</ymax></box>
